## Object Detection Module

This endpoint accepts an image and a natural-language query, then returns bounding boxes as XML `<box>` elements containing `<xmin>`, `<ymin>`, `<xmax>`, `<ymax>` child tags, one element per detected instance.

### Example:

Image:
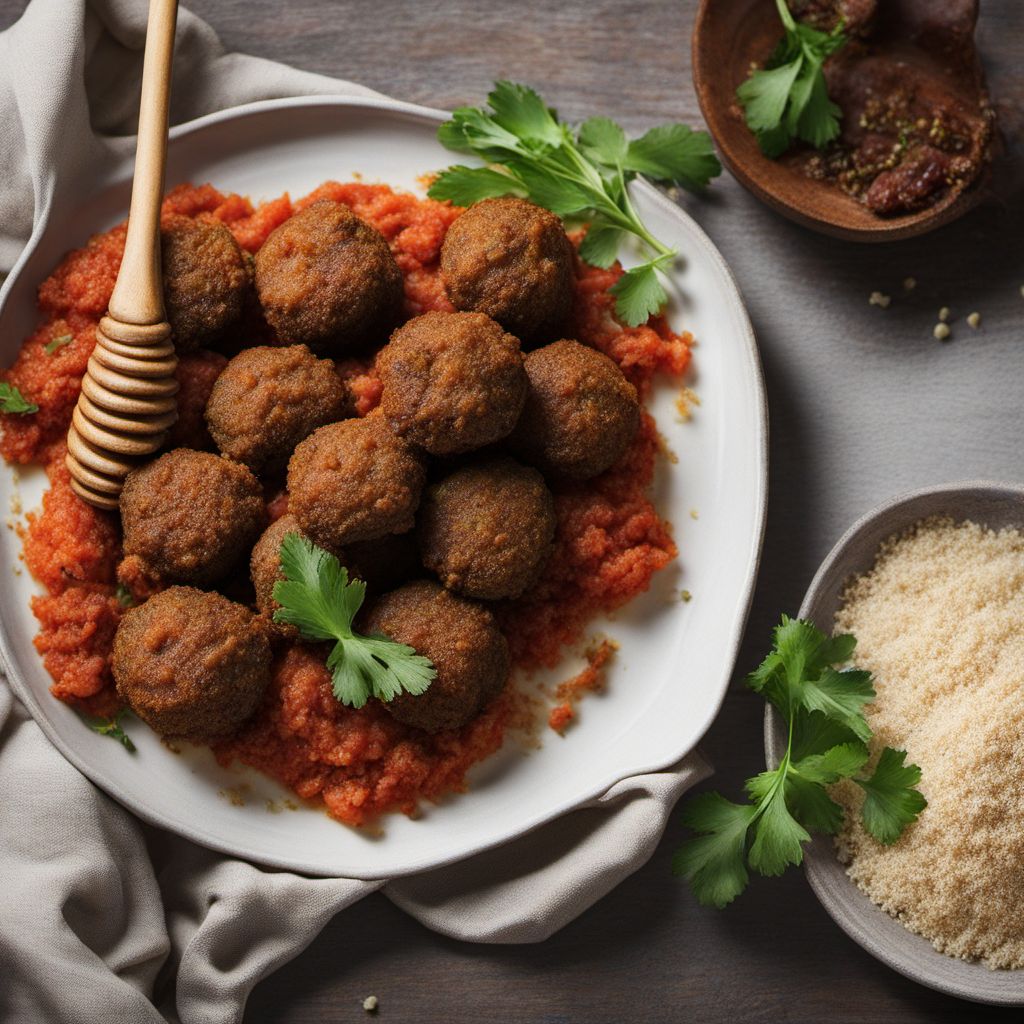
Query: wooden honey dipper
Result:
<box><xmin>66</xmin><ymin>0</ymin><xmax>180</xmax><ymax>510</ymax></box>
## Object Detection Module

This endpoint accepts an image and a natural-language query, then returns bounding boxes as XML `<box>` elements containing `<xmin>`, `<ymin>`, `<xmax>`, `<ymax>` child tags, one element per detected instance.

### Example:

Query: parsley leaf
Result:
<box><xmin>736</xmin><ymin>0</ymin><xmax>846</xmax><ymax>157</ymax></box>
<box><xmin>115</xmin><ymin>583</ymin><xmax>136</xmax><ymax>609</ymax></box>
<box><xmin>430</xmin><ymin>80</ymin><xmax>721</xmax><ymax>326</ymax></box>
<box><xmin>674</xmin><ymin>616</ymin><xmax>925</xmax><ymax>907</ymax></box>
<box><xmin>44</xmin><ymin>333</ymin><xmax>73</xmax><ymax>355</ymax></box>
<box><xmin>0</xmin><ymin>382</ymin><xmax>38</xmax><ymax>415</ymax></box>
<box><xmin>85</xmin><ymin>709</ymin><xmax>136</xmax><ymax>752</ymax></box>
<box><xmin>857</xmin><ymin>748</ymin><xmax>927</xmax><ymax>845</ymax></box>
<box><xmin>272</xmin><ymin>532</ymin><xmax>436</xmax><ymax>709</ymax></box>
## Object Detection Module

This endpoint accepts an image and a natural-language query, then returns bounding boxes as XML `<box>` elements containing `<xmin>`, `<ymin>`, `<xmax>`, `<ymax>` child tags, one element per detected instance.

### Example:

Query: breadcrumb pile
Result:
<box><xmin>833</xmin><ymin>517</ymin><xmax>1024</xmax><ymax>970</ymax></box>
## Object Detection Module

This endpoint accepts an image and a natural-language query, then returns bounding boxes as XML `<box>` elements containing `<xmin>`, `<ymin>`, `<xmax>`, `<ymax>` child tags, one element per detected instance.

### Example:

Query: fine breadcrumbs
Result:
<box><xmin>833</xmin><ymin>518</ymin><xmax>1024</xmax><ymax>969</ymax></box>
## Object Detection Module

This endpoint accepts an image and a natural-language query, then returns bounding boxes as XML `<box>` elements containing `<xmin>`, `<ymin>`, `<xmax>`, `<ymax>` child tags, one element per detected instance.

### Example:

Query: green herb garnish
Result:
<box><xmin>86</xmin><ymin>709</ymin><xmax>136</xmax><ymax>752</ymax></box>
<box><xmin>673</xmin><ymin>616</ymin><xmax>925</xmax><ymax>908</ymax></box>
<box><xmin>44</xmin><ymin>333</ymin><xmax>73</xmax><ymax>355</ymax></box>
<box><xmin>272</xmin><ymin>532</ymin><xmax>436</xmax><ymax>708</ymax></box>
<box><xmin>429</xmin><ymin>81</ymin><xmax>721</xmax><ymax>327</ymax></box>
<box><xmin>115</xmin><ymin>583</ymin><xmax>135</xmax><ymax>609</ymax></box>
<box><xmin>737</xmin><ymin>0</ymin><xmax>846</xmax><ymax>158</ymax></box>
<box><xmin>0</xmin><ymin>382</ymin><xmax>38</xmax><ymax>415</ymax></box>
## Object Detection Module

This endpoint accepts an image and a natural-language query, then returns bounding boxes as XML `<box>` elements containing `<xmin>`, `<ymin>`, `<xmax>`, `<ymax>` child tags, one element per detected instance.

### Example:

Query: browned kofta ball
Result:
<box><xmin>418</xmin><ymin>457</ymin><xmax>556</xmax><ymax>600</ymax></box>
<box><xmin>377</xmin><ymin>311</ymin><xmax>527</xmax><ymax>456</ymax></box>
<box><xmin>205</xmin><ymin>344</ymin><xmax>349</xmax><ymax>473</ymax></box>
<box><xmin>161</xmin><ymin>215</ymin><xmax>250</xmax><ymax>352</ymax></box>
<box><xmin>113</xmin><ymin>586</ymin><xmax>271</xmax><ymax>740</ymax></box>
<box><xmin>509</xmin><ymin>339</ymin><xmax>640</xmax><ymax>480</ymax></box>
<box><xmin>250</xmin><ymin>513</ymin><xmax>309</xmax><ymax>625</ymax></box>
<box><xmin>121</xmin><ymin>449</ymin><xmax>265</xmax><ymax>586</ymax></box>
<box><xmin>362</xmin><ymin>580</ymin><xmax>510</xmax><ymax>733</ymax></box>
<box><xmin>287</xmin><ymin>416</ymin><xmax>425</xmax><ymax>549</ymax></box>
<box><xmin>440</xmin><ymin>196</ymin><xmax>574</xmax><ymax>343</ymax></box>
<box><xmin>254</xmin><ymin>200</ymin><xmax>403</xmax><ymax>355</ymax></box>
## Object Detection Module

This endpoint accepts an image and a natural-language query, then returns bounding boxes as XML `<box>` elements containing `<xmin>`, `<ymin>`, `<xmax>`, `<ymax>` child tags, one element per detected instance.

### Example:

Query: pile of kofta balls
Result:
<box><xmin>112</xmin><ymin>196</ymin><xmax>641</xmax><ymax>744</ymax></box>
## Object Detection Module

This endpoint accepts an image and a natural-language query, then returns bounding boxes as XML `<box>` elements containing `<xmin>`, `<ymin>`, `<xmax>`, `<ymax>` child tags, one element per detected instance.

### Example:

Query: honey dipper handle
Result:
<box><xmin>108</xmin><ymin>0</ymin><xmax>179</xmax><ymax>326</ymax></box>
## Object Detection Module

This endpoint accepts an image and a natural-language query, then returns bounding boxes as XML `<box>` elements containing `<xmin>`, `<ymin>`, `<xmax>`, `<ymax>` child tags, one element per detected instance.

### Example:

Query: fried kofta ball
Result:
<box><xmin>418</xmin><ymin>457</ymin><xmax>556</xmax><ymax>600</ymax></box>
<box><xmin>113</xmin><ymin>586</ymin><xmax>271</xmax><ymax>740</ymax></box>
<box><xmin>254</xmin><ymin>200</ymin><xmax>403</xmax><ymax>355</ymax></box>
<box><xmin>377</xmin><ymin>311</ymin><xmax>527</xmax><ymax>456</ymax></box>
<box><xmin>205</xmin><ymin>344</ymin><xmax>349</xmax><ymax>473</ymax></box>
<box><xmin>120</xmin><ymin>449</ymin><xmax>265</xmax><ymax>586</ymax></box>
<box><xmin>161</xmin><ymin>215</ymin><xmax>250</xmax><ymax>352</ymax></box>
<box><xmin>287</xmin><ymin>416</ymin><xmax>425</xmax><ymax>549</ymax></box>
<box><xmin>250</xmin><ymin>513</ymin><xmax>310</xmax><ymax>626</ymax></box>
<box><xmin>440</xmin><ymin>197</ymin><xmax>574</xmax><ymax>343</ymax></box>
<box><xmin>509</xmin><ymin>339</ymin><xmax>640</xmax><ymax>480</ymax></box>
<box><xmin>363</xmin><ymin>580</ymin><xmax>510</xmax><ymax>733</ymax></box>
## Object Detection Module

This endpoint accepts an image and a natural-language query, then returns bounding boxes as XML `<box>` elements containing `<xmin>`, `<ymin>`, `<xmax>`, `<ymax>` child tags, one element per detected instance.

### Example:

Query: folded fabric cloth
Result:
<box><xmin>0</xmin><ymin>2</ymin><xmax>712</xmax><ymax>1021</ymax></box>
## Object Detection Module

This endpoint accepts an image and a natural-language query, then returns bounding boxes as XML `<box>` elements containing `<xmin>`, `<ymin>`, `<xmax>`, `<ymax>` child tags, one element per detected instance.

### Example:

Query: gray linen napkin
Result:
<box><xmin>0</xmin><ymin>2</ymin><xmax>712</xmax><ymax>1021</ymax></box>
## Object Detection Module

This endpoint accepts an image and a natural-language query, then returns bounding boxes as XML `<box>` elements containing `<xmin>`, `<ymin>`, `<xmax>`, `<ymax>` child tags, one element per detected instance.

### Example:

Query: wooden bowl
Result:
<box><xmin>691</xmin><ymin>0</ymin><xmax>988</xmax><ymax>242</ymax></box>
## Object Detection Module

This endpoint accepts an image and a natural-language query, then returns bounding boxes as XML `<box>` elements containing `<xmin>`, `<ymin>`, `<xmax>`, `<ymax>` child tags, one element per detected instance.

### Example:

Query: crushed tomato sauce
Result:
<box><xmin>1</xmin><ymin>180</ymin><xmax>692</xmax><ymax>826</ymax></box>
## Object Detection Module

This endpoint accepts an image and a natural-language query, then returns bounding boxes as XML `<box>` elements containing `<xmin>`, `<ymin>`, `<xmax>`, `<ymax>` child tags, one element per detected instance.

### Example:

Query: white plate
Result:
<box><xmin>0</xmin><ymin>96</ymin><xmax>767</xmax><ymax>878</ymax></box>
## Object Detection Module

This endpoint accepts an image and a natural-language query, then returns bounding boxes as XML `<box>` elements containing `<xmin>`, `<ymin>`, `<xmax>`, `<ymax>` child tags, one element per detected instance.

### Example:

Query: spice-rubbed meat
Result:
<box><xmin>287</xmin><ymin>416</ymin><xmax>425</xmax><ymax>549</ymax></box>
<box><xmin>205</xmin><ymin>344</ymin><xmax>349</xmax><ymax>473</ymax></box>
<box><xmin>113</xmin><ymin>586</ymin><xmax>271</xmax><ymax>740</ymax></box>
<box><xmin>120</xmin><ymin>448</ymin><xmax>265</xmax><ymax>587</ymax></box>
<box><xmin>418</xmin><ymin>457</ymin><xmax>556</xmax><ymax>601</ymax></box>
<box><xmin>161</xmin><ymin>215</ymin><xmax>250</xmax><ymax>352</ymax></box>
<box><xmin>441</xmin><ymin>197</ymin><xmax>574</xmax><ymax>344</ymax></box>
<box><xmin>377</xmin><ymin>310</ymin><xmax>527</xmax><ymax>456</ymax></box>
<box><xmin>362</xmin><ymin>580</ymin><xmax>510</xmax><ymax>734</ymax></box>
<box><xmin>509</xmin><ymin>338</ymin><xmax>640</xmax><ymax>480</ymax></box>
<box><xmin>255</xmin><ymin>200</ymin><xmax>403</xmax><ymax>355</ymax></box>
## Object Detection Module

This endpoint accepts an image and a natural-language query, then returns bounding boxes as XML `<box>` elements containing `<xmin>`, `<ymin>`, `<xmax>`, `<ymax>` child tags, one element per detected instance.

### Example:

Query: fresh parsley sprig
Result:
<box><xmin>429</xmin><ymin>81</ymin><xmax>721</xmax><ymax>327</ymax></box>
<box><xmin>85</xmin><ymin>709</ymin><xmax>136</xmax><ymax>752</ymax></box>
<box><xmin>737</xmin><ymin>0</ymin><xmax>846</xmax><ymax>157</ymax></box>
<box><xmin>0</xmin><ymin>382</ymin><xmax>38</xmax><ymax>415</ymax></box>
<box><xmin>673</xmin><ymin>616</ymin><xmax>926</xmax><ymax>908</ymax></box>
<box><xmin>272</xmin><ymin>532</ymin><xmax>436</xmax><ymax>709</ymax></box>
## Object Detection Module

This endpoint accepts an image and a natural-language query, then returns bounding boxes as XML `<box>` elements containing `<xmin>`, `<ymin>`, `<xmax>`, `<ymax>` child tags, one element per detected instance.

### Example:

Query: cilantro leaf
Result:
<box><xmin>0</xmin><ymin>382</ymin><xmax>38</xmax><ymax>415</ymax></box>
<box><xmin>578</xmin><ymin>116</ymin><xmax>628</xmax><ymax>168</ymax></box>
<box><xmin>85</xmin><ymin>710</ymin><xmax>136</xmax><ymax>752</ymax></box>
<box><xmin>747</xmin><ymin>776</ymin><xmax>809</xmax><ymax>875</ymax></box>
<box><xmin>857</xmin><ymin>748</ymin><xmax>927</xmax><ymax>845</ymax></box>
<box><xmin>272</xmin><ymin>533</ymin><xmax>436</xmax><ymax>709</ymax></box>
<box><xmin>673</xmin><ymin>792</ymin><xmax>755</xmax><ymax>908</ymax></box>
<box><xmin>428</xmin><ymin>165</ymin><xmax>524</xmax><ymax>206</ymax></box>
<box><xmin>623</xmin><ymin>124</ymin><xmax>722</xmax><ymax>191</ymax></box>
<box><xmin>675</xmin><ymin>615</ymin><xmax>925</xmax><ymax>906</ymax></box>
<box><xmin>578</xmin><ymin>224</ymin><xmax>623</xmax><ymax>269</ymax></box>
<box><xmin>736</xmin><ymin>0</ymin><xmax>846</xmax><ymax>157</ymax></box>
<box><xmin>44</xmin><ymin>333</ymin><xmax>73</xmax><ymax>355</ymax></box>
<box><xmin>434</xmin><ymin>81</ymin><xmax>720</xmax><ymax>325</ymax></box>
<box><xmin>609</xmin><ymin>259</ymin><xmax>670</xmax><ymax>327</ymax></box>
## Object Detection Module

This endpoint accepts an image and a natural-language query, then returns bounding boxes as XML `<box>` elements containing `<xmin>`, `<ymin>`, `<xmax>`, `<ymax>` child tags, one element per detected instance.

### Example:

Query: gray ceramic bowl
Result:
<box><xmin>765</xmin><ymin>482</ymin><xmax>1024</xmax><ymax>1005</ymax></box>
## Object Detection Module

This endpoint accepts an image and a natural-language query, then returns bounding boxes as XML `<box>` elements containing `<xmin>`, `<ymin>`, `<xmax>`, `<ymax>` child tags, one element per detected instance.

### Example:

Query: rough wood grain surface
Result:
<box><xmin>0</xmin><ymin>1</ymin><xmax>1021</xmax><ymax>1022</ymax></box>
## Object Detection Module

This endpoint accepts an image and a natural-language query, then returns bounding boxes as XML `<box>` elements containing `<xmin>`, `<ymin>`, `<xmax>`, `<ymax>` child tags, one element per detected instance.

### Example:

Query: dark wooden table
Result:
<box><xmin>3</xmin><ymin>1</ymin><xmax>1022</xmax><ymax>1021</ymax></box>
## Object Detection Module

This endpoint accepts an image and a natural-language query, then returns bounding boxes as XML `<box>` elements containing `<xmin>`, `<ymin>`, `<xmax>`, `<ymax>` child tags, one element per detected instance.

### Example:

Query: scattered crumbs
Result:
<box><xmin>655</xmin><ymin>431</ymin><xmax>679</xmax><ymax>464</ymax></box>
<box><xmin>689</xmin><ymin>508</ymin><xmax>699</xmax><ymax>520</ymax></box>
<box><xmin>967</xmin><ymin>312</ymin><xmax>981</xmax><ymax>329</ymax></box>
<box><xmin>938</xmin><ymin>306</ymin><xmax>951</xmax><ymax>322</ymax></box>
<box><xmin>264</xmin><ymin>798</ymin><xmax>282</xmax><ymax>814</ymax></box>
<box><xmin>903</xmin><ymin>277</ymin><xmax>917</xmax><ymax>291</ymax></box>
<box><xmin>675</xmin><ymin>386</ymin><xmax>701</xmax><ymax>422</ymax></box>
<box><xmin>933</xmin><ymin>323</ymin><xmax>952</xmax><ymax>341</ymax></box>
<box><xmin>681</xmin><ymin>589</ymin><xmax>693</xmax><ymax>603</ymax></box>
<box><xmin>869</xmin><ymin>291</ymin><xmax>891</xmax><ymax>308</ymax></box>
<box><xmin>8</xmin><ymin>492</ymin><xmax>21</xmax><ymax>517</ymax></box>
<box><xmin>161</xmin><ymin>739</ymin><xmax>182</xmax><ymax>755</ymax></box>
<box><xmin>548</xmin><ymin>637</ymin><xmax>618</xmax><ymax>735</ymax></box>
<box><xmin>218</xmin><ymin>785</ymin><xmax>249</xmax><ymax>807</ymax></box>
<box><xmin>283</xmin><ymin>798</ymin><xmax>300</xmax><ymax>812</ymax></box>
<box><xmin>363</xmin><ymin>995</ymin><xmax>379</xmax><ymax>1013</ymax></box>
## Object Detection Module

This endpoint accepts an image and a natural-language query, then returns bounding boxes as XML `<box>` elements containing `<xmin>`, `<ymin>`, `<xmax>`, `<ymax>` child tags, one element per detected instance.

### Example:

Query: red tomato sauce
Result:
<box><xmin>0</xmin><ymin>181</ymin><xmax>691</xmax><ymax>826</ymax></box>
